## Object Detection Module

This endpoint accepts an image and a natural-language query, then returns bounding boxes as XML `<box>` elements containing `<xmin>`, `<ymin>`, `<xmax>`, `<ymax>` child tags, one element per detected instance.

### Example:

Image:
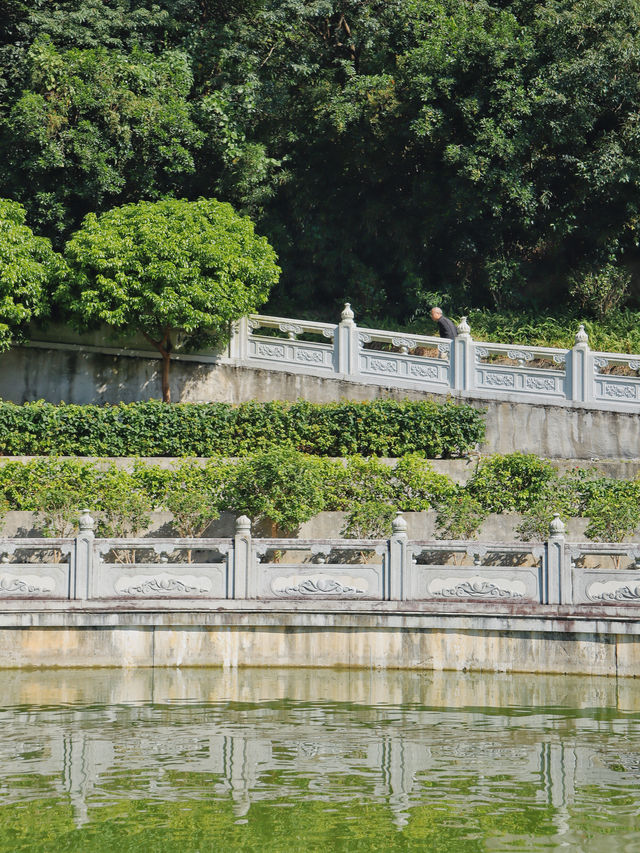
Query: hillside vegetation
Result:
<box><xmin>3</xmin><ymin>0</ymin><xmax>640</xmax><ymax>324</ymax></box>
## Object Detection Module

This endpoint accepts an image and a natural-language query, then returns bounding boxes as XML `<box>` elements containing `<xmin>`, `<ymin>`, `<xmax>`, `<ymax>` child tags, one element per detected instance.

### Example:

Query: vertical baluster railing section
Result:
<box><xmin>2</xmin><ymin>513</ymin><xmax>640</xmax><ymax>609</ymax></box>
<box><xmin>226</xmin><ymin>309</ymin><xmax>640</xmax><ymax>407</ymax></box>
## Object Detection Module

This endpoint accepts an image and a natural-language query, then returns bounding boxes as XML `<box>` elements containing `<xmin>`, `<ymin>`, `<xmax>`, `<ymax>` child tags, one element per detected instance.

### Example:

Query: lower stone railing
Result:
<box><xmin>0</xmin><ymin>510</ymin><xmax>639</xmax><ymax>609</ymax></box>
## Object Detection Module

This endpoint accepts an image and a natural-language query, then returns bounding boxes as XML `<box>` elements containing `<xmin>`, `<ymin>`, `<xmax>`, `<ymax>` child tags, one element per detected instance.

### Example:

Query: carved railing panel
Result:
<box><xmin>359</xmin><ymin>350</ymin><xmax>451</xmax><ymax>388</ymax></box>
<box><xmin>248</xmin><ymin>335</ymin><xmax>334</xmax><ymax>372</ymax></box>
<box><xmin>91</xmin><ymin>539</ymin><xmax>232</xmax><ymax>599</ymax></box>
<box><xmin>569</xmin><ymin>543</ymin><xmax>640</xmax><ymax>604</ymax></box>
<box><xmin>592</xmin><ymin>351</ymin><xmax>640</xmax><ymax>403</ymax></box>
<box><xmin>252</xmin><ymin>540</ymin><xmax>387</xmax><ymax>600</ymax></box>
<box><xmin>474</xmin><ymin>343</ymin><xmax>567</xmax><ymax>399</ymax></box>
<box><xmin>406</xmin><ymin>542</ymin><xmax>544</xmax><ymax>603</ymax></box>
<box><xmin>0</xmin><ymin>540</ymin><xmax>74</xmax><ymax>599</ymax></box>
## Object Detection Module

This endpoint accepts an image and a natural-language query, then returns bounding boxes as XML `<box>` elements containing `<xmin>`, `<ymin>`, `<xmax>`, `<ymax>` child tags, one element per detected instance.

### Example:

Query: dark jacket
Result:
<box><xmin>437</xmin><ymin>315</ymin><xmax>458</xmax><ymax>339</ymax></box>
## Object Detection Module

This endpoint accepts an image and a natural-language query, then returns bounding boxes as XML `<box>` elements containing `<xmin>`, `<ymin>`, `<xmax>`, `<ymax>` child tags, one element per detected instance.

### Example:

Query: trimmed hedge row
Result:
<box><xmin>0</xmin><ymin>399</ymin><xmax>485</xmax><ymax>458</ymax></box>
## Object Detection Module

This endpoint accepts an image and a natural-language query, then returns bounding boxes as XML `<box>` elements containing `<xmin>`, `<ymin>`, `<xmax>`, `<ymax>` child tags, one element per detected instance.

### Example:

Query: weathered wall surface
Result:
<box><xmin>0</xmin><ymin>509</ymin><xmax>594</xmax><ymax>541</ymax></box>
<box><xmin>4</xmin><ymin>455</ymin><xmax>640</xmax><ymax>483</ymax></box>
<box><xmin>0</xmin><ymin>606</ymin><xmax>638</xmax><ymax>676</ymax></box>
<box><xmin>2</xmin><ymin>344</ymin><xmax>639</xmax><ymax>458</ymax></box>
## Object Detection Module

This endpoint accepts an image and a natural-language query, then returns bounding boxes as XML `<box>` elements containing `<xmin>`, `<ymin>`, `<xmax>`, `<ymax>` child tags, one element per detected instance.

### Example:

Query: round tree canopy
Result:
<box><xmin>58</xmin><ymin>196</ymin><xmax>280</xmax><ymax>347</ymax></box>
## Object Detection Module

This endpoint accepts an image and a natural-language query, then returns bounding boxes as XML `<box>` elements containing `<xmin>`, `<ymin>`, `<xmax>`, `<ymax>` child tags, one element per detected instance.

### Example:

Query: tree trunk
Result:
<box><xmin>142</xmin><ymin>329</ymin><xmax>172</xmax><ymax>402</ymax></box>
<box><xmin>161</xmin><ymin>350</ymin><xmax>171</xmax><ymax>403</ymax></box>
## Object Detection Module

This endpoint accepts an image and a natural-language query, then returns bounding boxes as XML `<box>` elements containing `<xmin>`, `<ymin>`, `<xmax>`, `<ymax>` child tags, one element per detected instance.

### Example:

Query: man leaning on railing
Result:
<box><xmin>430</xmin><ymin>307</ymin><xmax>458</xmax><ymax>340</ymax></box>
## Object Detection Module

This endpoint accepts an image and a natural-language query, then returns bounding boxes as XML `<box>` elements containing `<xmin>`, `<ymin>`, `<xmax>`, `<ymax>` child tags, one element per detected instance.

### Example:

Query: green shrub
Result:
<box><xmin>161</xmin><ymin>458</ymin><xmax>233</xmax><ymax>538</ymax></box>
<box><xmin>468</xmin><ymin>453</ymin><xmax>555</xmax><ymax>514</ymax></box>
<box><xmin>515</xmin><ymin>468</ymin><xmax>597</xmax><ymax>540</ymax></box>
<box><xmin>227</xmin><ymin>449</ymin><xmax>326</xmax><ymax>535</ymax></box>
<box><xmin>342</xmin><ymin>500</ymin><xmax>396</xmax><ymax>539</ymax></box>
<box><xmin>434</xmin><ymin>490</ymin><xmax>488</xmax><ymax>540</ymax></box>
<box><xmin>0</xmin><ymin>399</ymin><xmax>485</xmax><ymax>458</ymax></box>
<box><xmin>583</xmin><ymin>480</ymin><xmax>640</xmax><ymax>543</ymax></box>
<box><xmin>393</xmin><ymin>454</ymin><xmax>458</xmax><ymax>511</ymax></box>
<box><xmin>27</xmin><ymin>458</ymin><xmax>97</xmax><ymax>537</ymax></box>
<box><xmin>324</xmin><ymin>456</ymin><xmax>395</xmax><ymax>511</ymax></box>
<box><xmin>568</xmin><ymin>263</ymin><xmax>631</xmax><ymax>321</ymax></box>
<box><xmin>92</xmin><ymin>466</ymin><xmax>153</xmax><ymax>539</ymax></box>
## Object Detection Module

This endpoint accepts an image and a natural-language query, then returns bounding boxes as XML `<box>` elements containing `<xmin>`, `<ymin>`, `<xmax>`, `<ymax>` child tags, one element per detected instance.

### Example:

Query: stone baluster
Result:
<box><xmin>567</xmin><ymin>325</ymin><xmax>591</xmax><ymax>404</ymax></box>
<box><xmin>453</xmin><ymin>315</ymin><xmax>473</xmax><ymax>393</ymax></box>
<box><xmin>74</xmin><ymin>509</ymin><xmax>95</xmax><ymax>600</ymax></box>
<box><xmin>545</xmin><ymin>513</ymin><xmax>570</xmax><ymax>605</ymax></box>
<box><xmin>233</xmin><ymin>515</ymin><xmax>252</xmax><ymax>599</ymax></box>
<box><xmin>228</xmin><ymin>315</ymin><xmax>250</xmax><ymax>361</ymax></box>
<box><xmin>389</xmin><ymin>512</ymin><xmax>408</xmax><ymax>601</ymax></box>
<box><xmin>335</xmin><ymin>303</ymin><xmax>359</xmax><ymax>376</ymax></box>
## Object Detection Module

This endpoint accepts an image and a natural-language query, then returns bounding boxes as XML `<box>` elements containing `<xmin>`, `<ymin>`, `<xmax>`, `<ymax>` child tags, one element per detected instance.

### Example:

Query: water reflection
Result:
<box><xmin>1</xmin><ymin>668</ymin><xmax>640</xmax><ymax>851</ymax></box>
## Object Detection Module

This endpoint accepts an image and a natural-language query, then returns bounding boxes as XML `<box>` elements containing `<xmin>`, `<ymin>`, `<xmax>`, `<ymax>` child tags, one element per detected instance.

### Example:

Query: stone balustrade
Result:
<box><xmin>1</xmin><ymin>510</ymin><xmax>639</xmax><ymax>608</ymax></box>
<box><xmin>224</xmin><ymin>305</ymin><xmax>640</xmax><ymax>407</ymax></box>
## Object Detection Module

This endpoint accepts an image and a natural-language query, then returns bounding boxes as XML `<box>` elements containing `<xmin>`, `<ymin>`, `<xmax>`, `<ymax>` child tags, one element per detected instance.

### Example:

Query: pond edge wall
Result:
<box><xmin>0</xmin><ymin>603</ymin><xmax>639</xmax><ymax>677</ymax></box>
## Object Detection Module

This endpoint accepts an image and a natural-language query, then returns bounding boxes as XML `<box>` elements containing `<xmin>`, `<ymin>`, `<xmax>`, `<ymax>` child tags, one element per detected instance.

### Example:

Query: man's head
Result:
<box><xmin>430</xmin><ymin>307</ymin><xmax>443</xmax><ymax>321</ymax></box>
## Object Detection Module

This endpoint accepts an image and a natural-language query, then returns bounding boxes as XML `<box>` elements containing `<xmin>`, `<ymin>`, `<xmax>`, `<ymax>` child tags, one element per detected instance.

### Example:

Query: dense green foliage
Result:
<box><xmin>0</xmin><ymin>453</ymin><xmax>460</xmax><ymax>535</ymax></box>
<box><xmin>58</xmin><ymin>197</ymin><xmax>280</xmax><ymax>400</ymax></box>
<box><xmin>410</xmin><ymin>309</ymin><xmax>640</xmax><ymax>354</ymax></box>
<box><xmin>467</xmin><ymin>453</ymin><xmax>555</xmax><ymax>514</ymax></box>
<box><xmin>0</xmin><ymin>399</ymin><xmax>485</xmax><ymax>457</ymax></box>
<box><xmin>0</xmin><ymin>452</ymin><xmax>637</xmax><ymax>541</ymax></box>
<box><xmin>4</xmin><ymin>0</ymin><xmax>640</xmax><ymax>319</ymax></box>
<box><xmin>0</xmin><ymin>198</ymin><xmax>61</xmax><ymax>350</ymax></box>
<box><xmin>230</xmin><ymin>448</ymin><xmax>327</xmax><ymax>534</ymax></box>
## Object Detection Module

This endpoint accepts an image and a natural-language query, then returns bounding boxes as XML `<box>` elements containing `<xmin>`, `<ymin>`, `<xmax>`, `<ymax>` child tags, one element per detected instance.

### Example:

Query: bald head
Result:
<box><xmin>430</xmin><ymin>307</ymin><xmax>443</xmax><ymax>321</ymax></box>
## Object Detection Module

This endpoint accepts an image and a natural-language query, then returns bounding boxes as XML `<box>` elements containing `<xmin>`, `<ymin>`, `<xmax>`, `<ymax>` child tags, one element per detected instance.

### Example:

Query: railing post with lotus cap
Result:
<box><xmin>453</xmin><ymin>316</ymin><xmax>473</xmax><ymax>393</ymax></box>
<box><xmin>335</xmin><ymin>303</ymin><xmax>359</xmax><ymax>377</ymax></box>
<box><xmin>233</xmin><ymin>515</ymin><xmax>252</xmax><ymax>599</ymax></box>
<box><xmin>74</xmin><ymin>509</ymin><xmax>95</xmax><ymax>600</ymax></box>
<box><xmin>545</xmin><ymin>513</ymin><xmax>570</xmax><ymax>605</ymax></box>
<box><xmin>389</xmin><ymin>512</ymin><xmax>409</xmax><ymax>601</ymax></box>
<box><xmin>229</xmin><ymin>315</ymin><xmax>250</xmax><ymax>361</ymax></box>
<box><xmin>568</xmin><ymin>324</ymin><xmax>591</xmax><ymax>404</ymax></box>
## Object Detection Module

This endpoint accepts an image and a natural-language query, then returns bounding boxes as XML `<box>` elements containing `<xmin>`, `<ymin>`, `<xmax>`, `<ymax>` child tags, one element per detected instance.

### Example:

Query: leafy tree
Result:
<box><xmin>467</xmin><ymin>453</ymin><xmax>555</xmax><ymax>514</ymax></box>
<box><xmin>584</xmin><ymin>481</ymin><xmax>640</xmax><ymax>544</ymax></box>
<box><xmin>57</xmin><ymin>197</ymin><xmax>280</xmax><ymax>401</ymax></box>
<box><xmin>162</xmin><ymin>459</ymin><xmax>234</xmax><ymax>554</ymax></box>
<box><xmin>434</xmin><ymin>490</ymin><xmax>488</xmax><ymax>541</ymax></box>
<box><xmin>393</xmin><ymin>454</ymin><xmax>457</xmax><ymax>511</ymax></box>
<box><xmin>342</xmin><ymin>500</ymin><xmax>396</xmax><ymax>540</ymax></box>
<box><xmin>229</xmin><ymin>448</ymin><xmax>325</xmax><ymax>535</ymax></box>
<box><xmin>91</xmin><ymin>465</ymin><xmax>153</xmax><ymax>562</ymax></box>
<box><xmin>0</xmin><ymin>198</ymin><xmax>61</xmax><ymax>350</ymax></box>
<box><xmin>1</xmin><ymin>36</ymin><xmax>202</xmax><ymax>239</ymax></box>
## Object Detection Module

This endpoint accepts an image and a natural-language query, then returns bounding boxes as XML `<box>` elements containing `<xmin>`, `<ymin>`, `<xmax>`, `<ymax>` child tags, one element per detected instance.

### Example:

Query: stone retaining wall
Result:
<box><xmin>0</xmin><ymin>603</ymin><xmax>638</xmax><ymax>676</ymax></box>
<box><xmin>2</xmin><ymin>345</ymin><xmax>640</xmax><ymax>458</ymax></box>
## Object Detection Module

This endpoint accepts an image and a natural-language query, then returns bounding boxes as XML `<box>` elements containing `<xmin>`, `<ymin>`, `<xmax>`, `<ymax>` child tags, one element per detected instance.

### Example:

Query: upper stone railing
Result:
<box><xmin>223</xmin><ymin>305</ymin><xmax>640</xmax><ymax>408</ymax></box>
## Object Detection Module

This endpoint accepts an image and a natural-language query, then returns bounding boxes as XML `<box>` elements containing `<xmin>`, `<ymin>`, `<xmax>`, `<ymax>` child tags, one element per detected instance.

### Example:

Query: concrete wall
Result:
<box><xmin>0</xmin><ymin>509</ymin><xmax>594</xmax><ymax>541</ymax></box>
<box><xmin>0</xmin><ymin>604</ymin><xmax>639</xmax><ymax>676</ymax></box>
<box><xmin>3</xmin><ymin>344</ymin><xmax>639</xmax><ymax>458</ymax></box>
<box><xmin>5</xmin><ymin>455</ymin><xmax>640</xmax><ymax>482</ymax></box>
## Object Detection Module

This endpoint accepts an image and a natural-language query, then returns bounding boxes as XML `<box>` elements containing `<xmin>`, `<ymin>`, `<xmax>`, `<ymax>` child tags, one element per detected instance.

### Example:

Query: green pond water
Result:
<box><xmin>0</xmin><ymin>667</ymin><xmax>639</xmax><ymax>852</ymax></box>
